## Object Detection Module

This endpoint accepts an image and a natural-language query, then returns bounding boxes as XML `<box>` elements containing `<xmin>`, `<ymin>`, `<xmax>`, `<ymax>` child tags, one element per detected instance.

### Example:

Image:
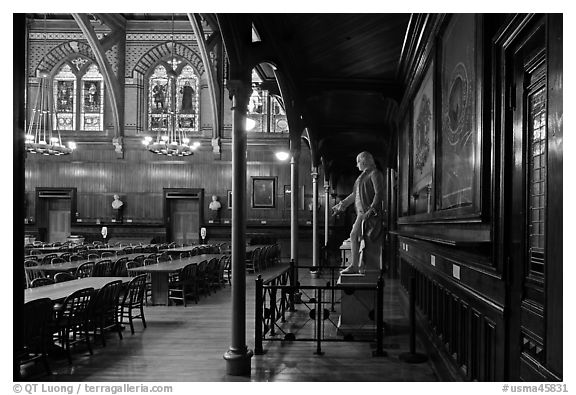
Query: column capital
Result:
<box><xmin>226</xmin><ymin>79</ymin><xmax>252</xmax><ymax>107</ymax></box>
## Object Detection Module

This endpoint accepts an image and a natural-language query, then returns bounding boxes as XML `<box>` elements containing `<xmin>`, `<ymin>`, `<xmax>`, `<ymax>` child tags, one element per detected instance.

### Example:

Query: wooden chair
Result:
<box><xmin>92</xmin><ymin>259</ymin><xmax>113</xmax><ymax>277</ymax></box>
<box><xmin>196</xmin><ymin>260</ymin><xmax>210</xmax><ymax>296</ymax></box>
<box><xmin>40</xmin><ymin>254</ymin><xmax>57</xmax><ymax>266</ymax></box>
<box><xmin>54</xmin><ymin>272</ymin><xmax>76</xmax><ymax>283</ymax></box>
<box><xmin>168</xmin><ymin>264</ymin><xmax>199</xmax><ymax>306</ymax></box>
<box><xmin>69</xmin><ymin>254</ymin><xmax>84</xmax><ymax>262</ymax></box>
<box><xmin>31</xmin><ymin>277</ymin><xmax>55</xmax><ymax>288</ymax></box>
<box><xmin>59</xmin><ymin>252</ymin><xmax>72</xmax><ymax>261</ymax></box>
<box><xmin>112</xmin><ymin>257</ymin><xmax>129</xmax><ymax>276</ymax></box>
<box><xmin>51</xmin><ymin>257</ymin><xmax>67</xmax><ymax>266</ymax></box>
<box><xmin>87</xmin><ymin>280</ymin><xmax>123</xmax><ymax>347</ymax></box>
<box><xmin>156</xmin><ymin>253</ymin><xmax>171</xmax><ymax>263</ymax></box>
<box><xmin>19</xmin><ymin>298</ymin><xmax>54</xmax><ymax>376</ymax></box>
<box><xmin>25</xmin><ymin>260</ymin><xmax>44</xmax><ymax>288</ymax></box>
<box><xmin>76</xmin><ymin>261</ymin><xmax>95</xmax><ymax>278</ymax></box>
<box><xmin>101</xmin><ymin>252</ymin><xmax>115</xmax><ymax>258</ymax></box>
<box><xmin>52</xmin><ymin>287</ymin><xmax>94</xmax><ymax>363</ymax></box>
<box><xmin>118</xmin><ymin>274</ymin><xmax>147</xmax><ymax>335</ymax></box>
<box><xmin>246</xmin><ymin>247</ymin><xmax>261</xmax><ymax>273</ymax></box>
<box><xmin>206</xmin><ymin>258</ymin><xmax>220</xmax><ymax>291</ymax></box>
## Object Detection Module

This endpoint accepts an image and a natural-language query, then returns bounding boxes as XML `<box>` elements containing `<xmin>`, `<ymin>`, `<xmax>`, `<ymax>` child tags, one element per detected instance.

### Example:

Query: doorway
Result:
<box><xmin>35</xmin><ymin>188</ymin><xmax>77</xmax><ymax>243</ymax></box>
<box><xmin>504</xmin><ymin>15</ymin><xmax>562</xmax><ymax>381</ymax></box>
<box><xmin>164</xmin><ymin>188</ymin><xmax>204</xmax><ymax>245</ymax></box>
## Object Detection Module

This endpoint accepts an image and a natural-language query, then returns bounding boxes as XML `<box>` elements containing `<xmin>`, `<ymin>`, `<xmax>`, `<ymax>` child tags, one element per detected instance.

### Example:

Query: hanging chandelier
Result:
<box><xmin>25</xmin><ymin>14</ymin><xmax>76</xmax><ymax>156</ymax></box>
<box><xmin>142</xmin><ymin>14</ymin><xmax>198</xmax><ymax>157</ymax></box>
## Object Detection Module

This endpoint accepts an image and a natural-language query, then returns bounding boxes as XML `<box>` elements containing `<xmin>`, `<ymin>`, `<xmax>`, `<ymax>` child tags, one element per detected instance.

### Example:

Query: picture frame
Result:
<box><xmin>410</xmin><ymin>61</ymin><xmax>435</xmax><ymax>215</ymax></box>
<box><xmin>398</xmin><ymin>115</ymin><xmax>410</xmax><ymax>217</ymax></box>
<box><xmin>436</xmin><ymin>14</ymin><xmax>482</xmax><ymax>214</ymax></box>
<box><xmin>227</xmin><ymin>190</ymin><xmax>232</xmax><ymax>209</ymax></box>
<box><xmin>252</xmin><ymin>177</ymin><xmax>276</xmax><ymax>208</ymax></box>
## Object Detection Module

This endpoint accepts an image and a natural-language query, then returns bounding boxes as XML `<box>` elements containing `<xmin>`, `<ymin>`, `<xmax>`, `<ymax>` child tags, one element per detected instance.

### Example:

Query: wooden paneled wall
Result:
<box><xmin>24</xmin><ymin>137</ymin><xmax>319</xmax><ymax>226</ymax></box>
<box><xmin>398</xmin><ymin>236</ymin><xmax>505</xmax><ymax>381</ymax></box>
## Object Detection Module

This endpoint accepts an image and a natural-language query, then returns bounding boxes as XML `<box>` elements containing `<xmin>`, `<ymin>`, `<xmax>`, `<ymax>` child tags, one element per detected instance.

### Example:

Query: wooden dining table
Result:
<box><xmin>127</xmin><ymin>253</ymin><xmax>223</xmax><ymax>305</ymax></box>
<box><xmin>25</xmin><ymin>253</ymin><xmax>146</xmax><ymax>275</ymax></box>
<box><xmin>25</xmin><ymin>277</ymin><xmax>132</xmax><ymax>303</ymax></box>
<box><xmin>160</xmin><ymin>244</ymin><xmax>212</xmax><ymax>256</ymax></box>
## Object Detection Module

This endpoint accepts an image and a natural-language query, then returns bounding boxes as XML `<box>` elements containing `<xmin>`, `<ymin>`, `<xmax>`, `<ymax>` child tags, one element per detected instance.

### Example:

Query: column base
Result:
<box><xmin>223</xmin><ymin>347</ymin><xmax>253</xmax><ymax>376</ymax></box>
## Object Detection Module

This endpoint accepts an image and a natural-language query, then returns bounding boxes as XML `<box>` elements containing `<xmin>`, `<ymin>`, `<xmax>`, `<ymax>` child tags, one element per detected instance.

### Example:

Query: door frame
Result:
<box><xmin>163</xmin><ymin>188</ymin><xmax>204</xmax><ymax>243</ymax></box>
<box><xmin>35</xmin><ymin>187</ymin><xmax>77</xmax><ymax>242</ymax></box>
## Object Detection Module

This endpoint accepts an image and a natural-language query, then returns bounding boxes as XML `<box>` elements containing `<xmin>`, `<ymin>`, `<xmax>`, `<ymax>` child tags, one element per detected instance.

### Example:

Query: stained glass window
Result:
<box><xmin>80</xmin><ymin>64</ymin><xmax>104</xmax><ymax>131</ymax></box>
<box><xmin>148</xmin><ymin>63</ymin><xmax>199</xmax><ymax>133</ymax></box>
<box><xmin>53</xmin><ymin>64</ymin><xmax>76</xmax><ymax>131</ymax></box>
<box><xmin>52</xmin><ymin>60</ymin><xmax>104</xmax><ymax>132</ymax></box>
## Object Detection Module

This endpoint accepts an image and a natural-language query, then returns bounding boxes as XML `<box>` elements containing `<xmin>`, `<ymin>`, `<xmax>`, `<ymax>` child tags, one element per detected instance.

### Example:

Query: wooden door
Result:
<box><xmin>47</xmin><ymin>199</ymin><xmax>71</xmax><ymax>243</ymax></box>
<box><xmin>506</xmin><ymin>16</ymin><xmax>562</xmax><ymax>381</ymax></box>
<box><xmin>169</xmin><ymin>199</ymin><xmax>199</xmax><ymax>245</ymax></box>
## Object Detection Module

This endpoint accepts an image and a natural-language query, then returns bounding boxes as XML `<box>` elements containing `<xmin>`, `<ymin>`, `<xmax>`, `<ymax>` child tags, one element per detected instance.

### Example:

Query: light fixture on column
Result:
<box><xmin>142</xmin><ymin>14</ymin><xmax>198</xmax><ymax>157</ymax></box>
<box><xmin>25</xmin><ymin>14</ymin><xmax>76</xmax><ymax>156</ymax></box>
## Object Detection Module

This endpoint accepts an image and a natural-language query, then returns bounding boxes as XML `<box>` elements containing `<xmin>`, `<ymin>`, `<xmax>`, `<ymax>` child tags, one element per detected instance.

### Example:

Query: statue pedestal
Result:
<box><xmin>337</xmin><ymin>268</ymin><xmax>380</xmax><ymax>339</ymax></box>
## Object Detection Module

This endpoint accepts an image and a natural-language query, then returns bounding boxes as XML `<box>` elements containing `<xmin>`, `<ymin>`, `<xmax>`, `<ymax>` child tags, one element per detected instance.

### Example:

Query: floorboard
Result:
<box><xmin>19</xmin><ymin>260</ymin><xmax>441</xmax><ymax>382</ymax></box>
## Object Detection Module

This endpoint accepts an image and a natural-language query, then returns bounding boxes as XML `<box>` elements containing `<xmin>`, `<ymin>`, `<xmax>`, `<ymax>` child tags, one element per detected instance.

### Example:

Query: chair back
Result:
<box><xmin>112</xmin><ymin>257</ymin><xmax>129</xmax><ymax>276</ymax></box>
<box><xmin>101</xmin><ymin>252</ymin><xmax>115</xmax><ymax>258</ymax></box>
<box><xmin>157</xmin><ymin>253</ymin><xmax>171</xmax><ymax>263</ymax></box>
<box><xmin>92</xmin><ymin>259</ymin><xmax>112</xmax><ymax>277</ymax></box>
<box><xmin>22</xmin><ymin>298</ymin><xmax>54</xmax><ymax>358</ymax></box>
<box><xmin>133</xmin><ymin>255</ymin><xmax>146</xmax><ymax>264</ymax></box>
<box><xmin>121</xmin><ymin>274</ymin><xmax>147</xmax><ymax>307</ymax></box>
<box><xmin>76</xmin><ymin>261</ymin><xmax>95</xmax><ymax>278</ymax></box>
<box><xmin>126</xmin><ymin>260</ymin><xmax>143</xmax><ymax>277</ymax></box>
<box><xmin>40</xmin><ymin>254</ymin><xmax>57</xmax><ymax>265</ymax></box>
<box><xmin>54</xmin><ymin>272</ymin><xmax>76</xmax><ymax>283</ymax></box>
<box><xmin>69</xmin><ymin>254</ymin><xmax>84</xmax><ymax>262</ymax></box>
<box><xmin>30</xmin><ymin>277</ymin><xmax>55</xmax><ymax>288</ymax></box>
<box><xmin>179</xmin><ymin>263</ymin><xmax>197</xmax><ymax>283</ymax></box>
<box><xmin>51</xmin><ymin>257</ymin><xmax>67</xmax><ymax>266</ymax></box>
<box><xmin>59</xmin><ymin>252</ymin><xmax>72</xmax><ymax>261</ymax></box>
<box><xmin>58</xmin><ymin>287</ymin><xmax>94</xmax><ymax>323</ymax></box>
<box><xmin>88</xmin><ymin>280</ymin><xmax>122</xmax><ymax>316</ymax></box>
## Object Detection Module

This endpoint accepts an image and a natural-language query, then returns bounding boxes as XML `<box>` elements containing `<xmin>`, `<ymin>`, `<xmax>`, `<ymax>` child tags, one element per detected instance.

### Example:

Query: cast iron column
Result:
<box><xmin>324</xmin><ymin>179</ymin><xmax>330</xmax><ymax>246</ymax></box>
<box><xmin>311</xmin><ymin>167</ymin><xmax>319</xmax><ymax>271</ymax></box>
<box><xmin>223</xmin><ymin>79</ymin><xmax>253</xmax><ymax>376</ymax></box>
<box><xmin>290</xmin><ymin>148</ymin><xmax>301</xmax><ymax>284</ymax></box>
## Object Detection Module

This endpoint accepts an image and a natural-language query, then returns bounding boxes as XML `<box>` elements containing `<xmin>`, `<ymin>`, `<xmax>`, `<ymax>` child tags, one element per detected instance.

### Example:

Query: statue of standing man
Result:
<box><xmin>332</xmin><ymin>151</ymin><xmax>384</xmax><ymax>274</ymax></box>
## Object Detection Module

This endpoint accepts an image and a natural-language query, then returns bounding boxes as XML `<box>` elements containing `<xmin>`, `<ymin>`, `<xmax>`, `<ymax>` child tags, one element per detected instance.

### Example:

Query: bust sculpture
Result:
<box><xmin>112</xmin><ymin>194</ymin><xmax>124</xmax><ymax>222</ymax></box>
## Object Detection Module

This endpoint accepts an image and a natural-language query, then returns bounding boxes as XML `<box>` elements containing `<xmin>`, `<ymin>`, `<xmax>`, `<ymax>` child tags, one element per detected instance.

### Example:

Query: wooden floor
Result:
<box><xmin>20</xmin><ymin>260</ymin><xmax>444</xmax><ymax>382</ymax></box>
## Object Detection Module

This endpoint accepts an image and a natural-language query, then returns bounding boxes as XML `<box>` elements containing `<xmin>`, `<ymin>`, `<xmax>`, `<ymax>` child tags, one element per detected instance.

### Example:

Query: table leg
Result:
<box><xmin>151</xmin><ymin>272</ymin><xmax>169</xmax><ymax>305</ymax></box>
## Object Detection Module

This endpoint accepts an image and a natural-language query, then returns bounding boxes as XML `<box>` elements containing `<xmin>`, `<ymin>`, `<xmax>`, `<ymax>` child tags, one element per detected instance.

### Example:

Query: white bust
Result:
<box><xmin>112</xmin><ymin>194</ymin><xmax>123</xmax><ymax>210</ymax></box>
<box><xmin>209</xmin><ymin>195</ymin><xmax>221</xmax><ymax>211</ymax></box>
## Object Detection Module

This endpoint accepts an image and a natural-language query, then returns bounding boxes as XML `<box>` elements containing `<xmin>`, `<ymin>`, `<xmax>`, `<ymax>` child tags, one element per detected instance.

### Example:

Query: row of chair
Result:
<box><xmin>167</xmin><ymin>255</ymin><xmax>231</xmax><ymax>307</ymax></box>
<box><xmin>246</xmin><ymin>244</ymin><xmax>281</xmax><ymax>273</ymax></box>
<box><xmin>20</xmin><ymin>275</ymin><xmax>148</xmax><ymax>377</ymax></box>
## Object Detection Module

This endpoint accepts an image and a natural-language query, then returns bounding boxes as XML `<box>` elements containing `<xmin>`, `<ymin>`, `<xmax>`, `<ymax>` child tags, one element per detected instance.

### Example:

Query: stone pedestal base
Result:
<box><xmin>337</xmin><ymin>269</ymin><xmax>380</xmax><ymax>338</ymax></box>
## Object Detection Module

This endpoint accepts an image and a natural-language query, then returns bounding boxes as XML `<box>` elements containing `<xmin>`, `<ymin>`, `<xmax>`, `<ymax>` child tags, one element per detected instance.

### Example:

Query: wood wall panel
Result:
<box><xmin>24</xmin><ymin>140</ymin><xmax>320</xmax><ymax>226</ymax></box>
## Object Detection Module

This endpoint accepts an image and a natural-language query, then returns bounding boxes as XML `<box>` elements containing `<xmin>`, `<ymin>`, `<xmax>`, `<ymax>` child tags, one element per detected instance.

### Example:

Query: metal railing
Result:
<box><xmin>255</xmin><ymin>260</ymin><xmax>385</xmax><ymax>356</ymax></box>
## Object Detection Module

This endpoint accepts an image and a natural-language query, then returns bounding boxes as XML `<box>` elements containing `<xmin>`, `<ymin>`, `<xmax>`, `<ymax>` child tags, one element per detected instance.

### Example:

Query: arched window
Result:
<box><xmin>247</xmin><ymin>69</ymin><xmax>288</xmax><ymax>134</ymax></box>
<box><xmin>80</xmin><ymin>64</ymin><xmax>104</xmax><ymax>131</ymax></box>
<box><xmin>52</xmin><ymin>59</ymin><xmax>105</xmax><ymax>132</ymax></box>
<box><xmin>148</xmin><ymin>62</ymin><xmax>199</xmax><ymax>133</ymax></box>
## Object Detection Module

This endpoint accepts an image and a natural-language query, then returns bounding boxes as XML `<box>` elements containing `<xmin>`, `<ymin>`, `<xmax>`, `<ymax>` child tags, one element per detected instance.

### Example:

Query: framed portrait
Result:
<box><xmin>227</xmin><ymin>190</ymin><xmax>232</xmax><ymax>209</ymax></box>
<box><xmin>252</xmin><ymin>177</ymin><xmax>276</xmax><ymax>208</ymax></box>
<box><xmin>437</xmin><ymin>14</ymin><xmax>482</xmax><ymax>214</ymax></box>
<box><xmin>410</xmin><ymin>61</ymin><xmax>435</xmax><ymax>215</ymax></box>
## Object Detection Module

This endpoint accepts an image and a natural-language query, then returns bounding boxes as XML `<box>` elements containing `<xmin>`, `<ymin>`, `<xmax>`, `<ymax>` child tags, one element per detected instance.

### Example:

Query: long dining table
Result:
<box><xmin>25</xmin><ymin>277</ymin><xmax>133</xmax><ymax>303</ymax></box>
<box><xmin>25</xmin><ymin>253</ymin><xmax>146</xmax><ymax>275</ymax></box>
<box><xmin>127</xmin><ymin>253</ymin><xmax>223</xmax><ymax>305</ymax></box>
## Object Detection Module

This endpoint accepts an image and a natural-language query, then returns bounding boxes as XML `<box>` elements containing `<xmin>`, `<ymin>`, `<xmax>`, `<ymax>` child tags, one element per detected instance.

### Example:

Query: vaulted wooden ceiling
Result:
<box><xmin>242</xmin><ymin>13</ymin><xmax>411</xmax><ymax>176</ymax></box>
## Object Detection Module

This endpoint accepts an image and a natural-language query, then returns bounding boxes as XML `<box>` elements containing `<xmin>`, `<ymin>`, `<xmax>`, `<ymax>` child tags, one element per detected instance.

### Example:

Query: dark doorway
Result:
<box><xmin>164</xmin><ymin>188</ymin><xmax>204</xmax><ymax>245</ymax></box>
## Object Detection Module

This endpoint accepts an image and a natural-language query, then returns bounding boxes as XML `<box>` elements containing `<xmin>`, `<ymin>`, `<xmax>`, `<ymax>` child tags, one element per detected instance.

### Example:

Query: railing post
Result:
<box><xmin>315</xmin><ymin>288</ymin><xmax>324</xmax><ymax>355</ymax></box>
<box><xmin>254</xmin><ymin>275</ymin><xmax>264</xmax><ymax>355</ymax></box>
<box><xmin>373</xmin><ymin>275</ymin><xmax>387</xmax><ymax>357</ymax></box>
<box><xmin>270</xmin><ymin>286</ymin><xmax>277</xmax><ymax>337</ymax></box>
<box><xmin>289</xmin><ymin>259</ymin><xmax>296</xmax><ymax>311</ymax></box>
<box><xmin>330</xmin><ymin>267</ymin><xmax>336</xmax><ymax>312</ymax></box>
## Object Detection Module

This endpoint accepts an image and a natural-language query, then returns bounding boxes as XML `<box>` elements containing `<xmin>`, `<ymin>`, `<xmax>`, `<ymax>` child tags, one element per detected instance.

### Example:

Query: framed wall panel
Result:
<box><xmin>437</xmin><ymin>14</ymin><xmax>482</xmax><ymax>214</ymax></box>
<box><xmin>411</xmin><ymin>61</ymin><xmax>435</xmax><ymax>215</ymax></box>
